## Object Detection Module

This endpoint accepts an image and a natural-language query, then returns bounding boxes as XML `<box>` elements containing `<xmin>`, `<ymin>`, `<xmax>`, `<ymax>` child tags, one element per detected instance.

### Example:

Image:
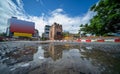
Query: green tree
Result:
<box><xmin>0</xmin><ymin>32</ymin><xmax>6</xmax><ymax>36</ymax></box>
<box><xmin>80</xmin><ymin>0</ymin><xmax>120</xmax><ymax>36</ymax></box>
<box><xmin>63</xmin><ymin>32</ymin><xmax>69</xmax><ymax>37</ymax></box>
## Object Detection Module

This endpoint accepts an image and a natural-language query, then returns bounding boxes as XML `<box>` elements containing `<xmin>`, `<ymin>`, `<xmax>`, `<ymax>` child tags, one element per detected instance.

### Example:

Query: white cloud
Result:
<box><xmin>28</xmin><ymin>16</ymin><xmax>47</xmax><ymax>35</ymax></box>
<box><xmin>48</xmin><ymin>8</ymin><xmax>95</xmax><ymax>33</ymax></box>
<box><xmin>0</xmin><ymin>0</ymin><xmax>95</xmax><ymax>36</ymax></box>
<box><xmin>81</xmin><ymin>11</ymin><xmax>96</xmax><ymax>24</ymax></box>
<box><xmin>51</xmin><ymin>8</ymin><xmax>64</xmax><ymax>14</ymax></box>
<box><xmin>0</xmin><ymin>0</ymin><xmax>26</xmax><ymax>30</ymax></box>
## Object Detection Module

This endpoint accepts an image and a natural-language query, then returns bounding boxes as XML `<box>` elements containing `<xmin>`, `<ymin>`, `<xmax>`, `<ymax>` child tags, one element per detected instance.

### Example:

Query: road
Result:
<box><xmin>0</xmin><ymin>41</ymin><xmax>120</xmax><ymax>74</ymax></box>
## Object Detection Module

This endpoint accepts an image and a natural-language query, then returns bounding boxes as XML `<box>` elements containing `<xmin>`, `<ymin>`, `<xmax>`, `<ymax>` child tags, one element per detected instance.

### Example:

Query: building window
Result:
<box><xmin>57</xmin><ymin>32</ymin><xmax>61</xmax><ymax>35</ymax></box>
<box><xmin>45</xmin><ymin>32</ymin><xmax>49</xmax><ymax>34</ymax></box>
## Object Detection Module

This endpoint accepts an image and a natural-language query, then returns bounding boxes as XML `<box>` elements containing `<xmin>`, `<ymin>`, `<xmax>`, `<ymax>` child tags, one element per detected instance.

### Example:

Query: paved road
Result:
<box><xmin>0</xmin><ymin>41</ymin><xmax>120</xmax><ymax>74</ymax></box>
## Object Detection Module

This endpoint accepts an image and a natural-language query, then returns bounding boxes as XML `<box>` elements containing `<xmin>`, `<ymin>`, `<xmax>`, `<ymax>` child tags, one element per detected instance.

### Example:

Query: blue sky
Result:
<box><xmin>0</xmin><ymin>0</ymin><xmax>98</xmax><ymax>35</ymax></box>
<box><xmin>13</xmin><ymin>0</ymin><xmax>98</xmax><ymax>16</ymax></box>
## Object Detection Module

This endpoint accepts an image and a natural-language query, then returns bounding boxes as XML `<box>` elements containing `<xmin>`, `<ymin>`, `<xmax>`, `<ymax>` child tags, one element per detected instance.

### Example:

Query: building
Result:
<box><xmin>33</xmin><ymin>29</ymin><xmax>39</xmax><ymax>40</ymax></box>
<box><xmin>63</xmin><ymin>31</ymin><xmax>80</xmax><ymax>40</ymax></box>
<box><xmin>33</xmin><ymin>29</ymin><xmax>39</xmax><ymax>37</ymax></box>
<box><xmin>7</xmin><ymin>17</ymin><xmax>35</xmax><ymax>38</ymax></box>
<box><xmin>49</xmin><ymin>22</ymin><xmax>63</xmax><ymax>40</ymax></box>
<box><xmin>43</xmin><ymin>43</ymin><xmax>62</xmax><ymax>61</ymax></box>
<box><xmin>48</xmin><ymin>43</ymin><xmax>62</xmax><ymax>61</ymax></box>
<box><xmin>43</xmin><ymin>25</ymin><xmax>51</xmax><ymax>40</ymax></box>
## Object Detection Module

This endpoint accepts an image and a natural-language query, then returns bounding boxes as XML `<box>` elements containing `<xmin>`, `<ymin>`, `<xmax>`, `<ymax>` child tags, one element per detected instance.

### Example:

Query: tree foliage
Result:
<box><xmin>63</xmin><ymin>32</ymin><xmax>69</xmax><ymax>37</ymax></box>
<box><xmin>0</xmin><ymin>32</ymin><xmax>6</xmax><ymax>36</ymax></box>
<box><xmin>80</xmin><ymin>0</ymin><xmax>120</xmax><ymax>36</ymax></box>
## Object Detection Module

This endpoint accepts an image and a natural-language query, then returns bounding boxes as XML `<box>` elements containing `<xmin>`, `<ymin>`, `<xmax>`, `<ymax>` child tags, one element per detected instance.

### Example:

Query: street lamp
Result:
<box><xmin>79</xmin><ymin>27</ymin><xmax>83</xmax><ymax>38</ymax></box>
<box><xmin>79</xmin><ymin>30</ymin><xmax>81</xmax><ymax>38</ymax></box>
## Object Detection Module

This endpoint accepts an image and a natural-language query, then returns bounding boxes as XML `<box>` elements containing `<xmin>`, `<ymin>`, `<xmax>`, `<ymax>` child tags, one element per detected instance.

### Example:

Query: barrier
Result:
<box><xmin>77</xmin><ymin>39</ymin><xmax>81</xmax><ymax>42</ymax></box>
<box><xmin>114</xmin><ymin>38</ymin><xmax>120</xmax><ymax>42</ymax></box>
<box><xmin>86</xmin><ymin>39</ymin><xmax>91</xmax><ymax>42</ymax></box>
<box><xmin>76</xmin><ymin>38</ymin><xmax>120</xmax><ymax>43</ymax></box>
<box><xmin>97</xmin><ymin>39</ymin><xmax>104</xmax><ymax>42</ymax></box>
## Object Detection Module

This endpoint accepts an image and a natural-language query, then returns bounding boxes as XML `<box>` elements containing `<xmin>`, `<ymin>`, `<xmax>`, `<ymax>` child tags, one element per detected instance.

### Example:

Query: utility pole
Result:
<box><xmin>79</xmin><ymin>30</ymin><xmax>81</xmax><ymax>38</ymax></box>
<box><xmin>79</xmin><ymin>27</ymin><xmax>82</xmax><ymax>38</ymax></box>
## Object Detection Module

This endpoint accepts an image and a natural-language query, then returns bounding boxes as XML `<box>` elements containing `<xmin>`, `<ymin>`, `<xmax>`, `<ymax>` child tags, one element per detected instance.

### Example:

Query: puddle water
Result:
<box><xmin>0</xmin><ymin>42</ymin><xmax>120</xmax><ymax>74</ymax></box>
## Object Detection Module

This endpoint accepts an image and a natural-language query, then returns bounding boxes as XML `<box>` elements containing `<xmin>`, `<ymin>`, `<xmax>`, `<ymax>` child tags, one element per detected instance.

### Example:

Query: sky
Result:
<box><xmin>0</xmin><ymin>0</ymin><xmax>98</xmax><ymax>36</ymax></box>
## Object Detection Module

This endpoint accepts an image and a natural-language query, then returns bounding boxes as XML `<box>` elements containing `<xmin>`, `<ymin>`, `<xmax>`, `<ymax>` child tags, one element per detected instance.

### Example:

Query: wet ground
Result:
<box><xmin>0</xmin><ymin>41</ymin><xmax>120</xmax><ymax>74</ymax></box>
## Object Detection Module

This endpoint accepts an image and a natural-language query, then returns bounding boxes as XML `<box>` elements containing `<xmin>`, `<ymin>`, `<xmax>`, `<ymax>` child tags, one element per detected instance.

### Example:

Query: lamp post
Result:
<box><xmin>79</xmin><ymin>30</ymin><xmax>81</xmax><ymax>38</ymax></box>
<box><xmin>79</xmin><ymin>27</ymin><xmax>83</xmax><ymax>38</ymax></box>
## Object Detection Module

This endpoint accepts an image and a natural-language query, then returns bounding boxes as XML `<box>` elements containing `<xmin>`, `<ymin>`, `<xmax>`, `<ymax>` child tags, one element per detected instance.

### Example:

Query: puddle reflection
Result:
<box><xmin>0</xmin><ymin>42</ymin><xmax>120</xmax><ymax>74</ymax></box>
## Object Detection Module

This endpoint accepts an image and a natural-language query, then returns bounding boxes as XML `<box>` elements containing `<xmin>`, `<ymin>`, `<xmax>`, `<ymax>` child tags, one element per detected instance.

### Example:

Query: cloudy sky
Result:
<box><xmin>0</xmin><ymin>0</ymin><xmax>98</xmax><ymax>36</ymax></box>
